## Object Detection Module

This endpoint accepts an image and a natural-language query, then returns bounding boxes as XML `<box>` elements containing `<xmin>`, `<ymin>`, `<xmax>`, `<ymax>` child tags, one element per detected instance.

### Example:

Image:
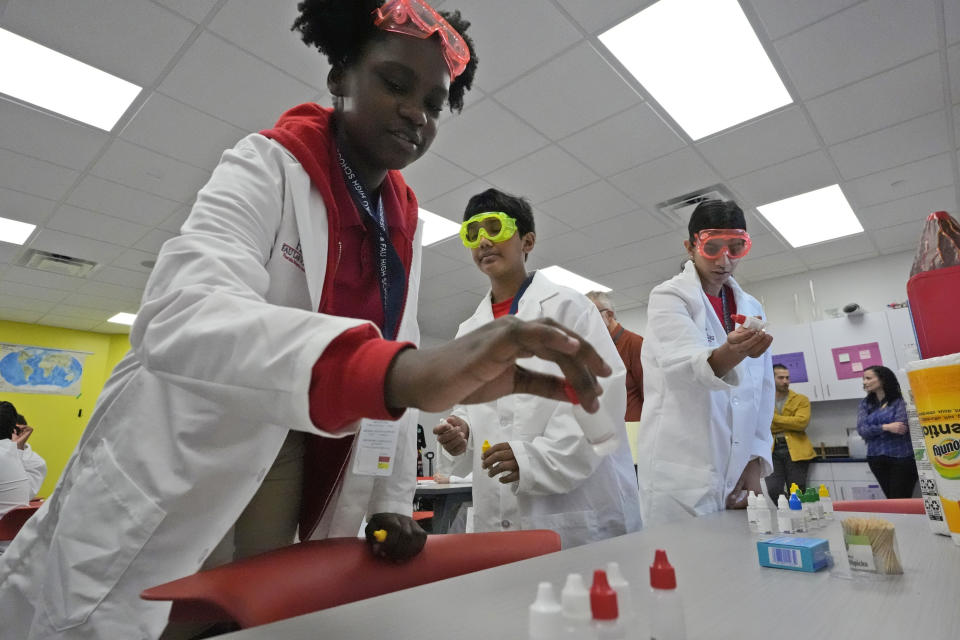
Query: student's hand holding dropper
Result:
<box><xmin>386</xmin><ymin>316</ymin><xmax>612</xmax><ymax>414</ymax></box>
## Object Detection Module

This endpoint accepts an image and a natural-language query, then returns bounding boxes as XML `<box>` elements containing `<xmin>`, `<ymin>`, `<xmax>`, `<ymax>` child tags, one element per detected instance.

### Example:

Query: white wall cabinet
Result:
<box><xmin>770</xmin><ymin>310</ymin><xmax>910</xmax><ymax>402</ymax></box>
<box><xmin>808</xmin><ymin>462</ymin><xmax>883</xmax><ymax>501</ymax></box>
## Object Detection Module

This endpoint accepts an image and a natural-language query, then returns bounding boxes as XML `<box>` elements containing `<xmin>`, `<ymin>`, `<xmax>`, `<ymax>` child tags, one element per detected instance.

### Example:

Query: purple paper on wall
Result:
<box><xmin>772</xmin><ymin>352</ymin><xmax>808</xmax><ymax>383</ymax></box>
<box><xmin>831</xmin><ymin>342</ymin><xmax>882</xmax><ymax>380</ymax></box>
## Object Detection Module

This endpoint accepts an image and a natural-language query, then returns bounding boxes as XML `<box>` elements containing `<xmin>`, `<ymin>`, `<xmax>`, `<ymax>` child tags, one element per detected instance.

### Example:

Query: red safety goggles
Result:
<box><xmin>694</xmin><ymin>229</ymin><xmax>752</xmax><ymax>260</ymax></box>
<box><xmin>372</xmin><ymin>0</ymin><xmax>470</xmax><ymax>80</ymax></box>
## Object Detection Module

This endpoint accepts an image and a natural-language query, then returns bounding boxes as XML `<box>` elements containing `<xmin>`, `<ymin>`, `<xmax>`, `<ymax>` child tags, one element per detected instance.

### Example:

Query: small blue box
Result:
<box><xmin>757</xmin><ymin>537</ymin><xmax>831</xmax><ymax>572</ymax></box>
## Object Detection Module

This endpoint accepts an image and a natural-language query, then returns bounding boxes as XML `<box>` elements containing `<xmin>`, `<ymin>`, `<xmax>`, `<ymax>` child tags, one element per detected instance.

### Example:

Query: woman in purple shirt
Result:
<box><xmin>856</xmin><ymin>365</ymin><xmax>918</xmax><ymax>498</ymax></box>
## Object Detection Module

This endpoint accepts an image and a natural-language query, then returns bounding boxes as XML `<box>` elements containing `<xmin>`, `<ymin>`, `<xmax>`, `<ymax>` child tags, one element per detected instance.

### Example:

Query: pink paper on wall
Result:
<box><xmin>831</xmin><ymin>342</ymin><xmax>882</xmax><ymax>380</ymax></box>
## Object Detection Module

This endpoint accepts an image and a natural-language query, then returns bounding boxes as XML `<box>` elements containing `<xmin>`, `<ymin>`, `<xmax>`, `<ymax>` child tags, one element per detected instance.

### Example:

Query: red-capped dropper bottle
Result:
<box><xmin>649</xmin><ymin>550</ymin><xmax>686</xmax><ymax>640</ymax></box>
<box><xmin>590</xmin><ymin>569</ymin><xmax>625</xmax><ymax>639</ymax></box>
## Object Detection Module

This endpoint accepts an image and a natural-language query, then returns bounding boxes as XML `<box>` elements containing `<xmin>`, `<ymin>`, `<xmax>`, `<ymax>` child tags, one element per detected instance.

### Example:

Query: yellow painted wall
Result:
<box><xmin>0</xmin><ymin>321</ymin><xmax>130</xmax><ymax>497</ymax></box>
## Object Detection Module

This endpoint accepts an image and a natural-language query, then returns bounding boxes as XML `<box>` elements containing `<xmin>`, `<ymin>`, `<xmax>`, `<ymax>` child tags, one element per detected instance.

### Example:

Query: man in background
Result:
<box><xmin>586</xmin><ymin>291</ymin><xmax>643</xmax><ymax>467</ymax></box>
<box><xmin>765</xmin><ymin>364</ymin><xmax>814</xmax><ymax>501</ymax></box>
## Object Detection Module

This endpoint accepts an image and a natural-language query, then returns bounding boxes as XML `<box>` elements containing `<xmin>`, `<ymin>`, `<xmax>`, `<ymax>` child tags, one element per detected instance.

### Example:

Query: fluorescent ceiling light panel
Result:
<box><xmin>0</xmin><ymin>216</ymin><xmax>37</xmax><ymax>245</ymax></box>
<box><xmin>541</xmin><ymin>266</ymin><xmax>610</xmax><ymax>294</ymax></box>
<box><xmin>419</xmin><ymin>208</ymin><xmax>460</xmax><ymax>246</ymax></box>
<box><xmin>0</xmin><ymin>27</ymin><xmax>141</xmax><ymax>131</ymax></box>
<box><xmin>757</xmin><ymin>185</ymin><xmax>863</xmax><ymax>248</ymax></box>
<box><xmin>108</xmin><ymin>312</ymin><xmax>137</xmax><ymax>326</ymax></box>
<box><xmin>599</xmin><ymin>0</ymin><xmax>791</xmax><ymax>140</ymax></box>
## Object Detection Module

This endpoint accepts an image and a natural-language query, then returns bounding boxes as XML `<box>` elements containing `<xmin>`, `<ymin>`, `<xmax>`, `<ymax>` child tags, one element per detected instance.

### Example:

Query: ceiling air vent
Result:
<box><xmin>656</xmin><ymin>184</ymin><xmax>735</xmax><ymax>225</ymax></box>
<box><xmin>17</xmin><ymin>249</ymin><xmax>98</xmax><ymax>277</ymax></box>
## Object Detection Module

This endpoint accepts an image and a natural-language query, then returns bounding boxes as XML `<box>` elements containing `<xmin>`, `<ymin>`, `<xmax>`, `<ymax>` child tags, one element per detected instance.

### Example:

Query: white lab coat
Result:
<box><xmin>636</xmin><ymin>261</ymin><xmax>774</xmax><ymax>527</ymax></box>
<box><xmin>0</xmin><ymin>133</ymin><xmax>422</xmax><ymax>639</ymax></box>
<box><xmin>0</xmin><ymin>440</ymin><xmax>31</xmax><ymax>518</ymax></box>
<box><xmin>19</xmin><ymin>444</ymin><xmax>46</xmax><ymax>497</ymax></box>
<box><xmin>449</xmin><ymin>272</ymin><xmax>642</xmax><ymax>548</ymax></box>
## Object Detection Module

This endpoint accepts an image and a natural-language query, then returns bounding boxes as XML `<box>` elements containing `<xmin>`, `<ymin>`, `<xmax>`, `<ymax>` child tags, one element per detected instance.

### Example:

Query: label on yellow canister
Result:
<box><xmin>907</xmin><ymin>362</ymin><xmax>960</xmax><ymax>480</ymax></box>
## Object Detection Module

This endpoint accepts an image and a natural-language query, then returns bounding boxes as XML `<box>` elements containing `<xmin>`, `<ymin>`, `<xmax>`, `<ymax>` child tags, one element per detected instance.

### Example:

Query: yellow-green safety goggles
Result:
<box><xmin>460</xmin><ymin>212</ymin><xmax>518</xmax><ymax>248</ymax></box>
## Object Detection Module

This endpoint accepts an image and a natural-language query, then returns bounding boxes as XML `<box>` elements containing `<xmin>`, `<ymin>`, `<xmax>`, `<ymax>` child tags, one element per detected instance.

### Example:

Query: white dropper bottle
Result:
<box><xmin>529</xmin><ymin>582</ymin><xmax>563</xmax><ymax>640</ymax></box>
<box><xmin>606</xmin><ymin>562</ymin><xmax>634</xmax><ymax>623</ymax></box>
<box><xmin>746</xmin><ymin>491</ymin><xmax>759</xmax><ymax>533</ymax></box>
<box><xmin>561</xmin><ymin>573</ymin><xmax>597</xmax><ymax>639</ymax></box>
<box><xmin>649</xmin><ymin>549</ymin><xmax>686</xmax><ymax>640</ymax></box>
<box><xmin>756</xmin><ymin>494</ymin><xmax>773</xmax><ymax>534</ymax></box>
<box><xmin>777</xmin><ymin>494</ymin><xmax>792</xmax><ymax>534</ymax></box>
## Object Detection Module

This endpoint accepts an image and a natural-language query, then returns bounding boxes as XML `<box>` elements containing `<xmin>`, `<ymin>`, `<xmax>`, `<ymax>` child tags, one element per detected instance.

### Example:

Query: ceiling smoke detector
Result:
<box><xmin>17</xmin><ymin>249</ymin><xmax>97</xmax><ymax>277</ymax></box>
<box><xmin>656</xmin><ymin>184</ymin><xmax>736</xmax><ymax>225</ymax></box>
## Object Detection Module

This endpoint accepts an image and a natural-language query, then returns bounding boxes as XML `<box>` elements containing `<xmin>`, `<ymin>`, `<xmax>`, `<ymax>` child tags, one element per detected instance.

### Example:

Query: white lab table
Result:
<box><xmin>220</xmin><ymin>510</ymin><xmax>960</xmax><ymax>639</ymax></box>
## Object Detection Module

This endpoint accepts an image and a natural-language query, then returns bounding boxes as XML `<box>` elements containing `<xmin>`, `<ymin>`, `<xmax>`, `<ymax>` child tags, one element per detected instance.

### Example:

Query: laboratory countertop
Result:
<box><xmin>220</xmin><ymin>510</ymin><xmax>959</xmax><ymax>640</ymax></box>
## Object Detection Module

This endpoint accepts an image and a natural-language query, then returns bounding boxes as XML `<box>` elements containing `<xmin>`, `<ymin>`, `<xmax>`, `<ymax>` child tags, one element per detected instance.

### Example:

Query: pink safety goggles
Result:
<box><xmin>694</xmin><ymin>228</ymin><xmax>752</xmax><ymax>260</ymax></box>
<box><xmin>372</xmin><ymin>0</ymin><xmax>470</xmax><ymax>80</ymax></box>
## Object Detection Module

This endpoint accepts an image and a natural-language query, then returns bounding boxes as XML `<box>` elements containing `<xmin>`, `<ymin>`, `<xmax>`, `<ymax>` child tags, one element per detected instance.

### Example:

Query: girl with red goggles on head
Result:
<box><xmin>635</xmin><ymin>199</ymin><xmax>776</xmax><ymax>529</ymax></box>
<box><xmin>0</xmin><ymin>3</ymin><xmax>617</xmax><ymax>639</ymax></box>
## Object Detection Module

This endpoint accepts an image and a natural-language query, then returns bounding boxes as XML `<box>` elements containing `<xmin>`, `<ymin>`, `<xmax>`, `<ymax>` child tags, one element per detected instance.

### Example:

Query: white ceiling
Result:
<box><xmin>0</xmin><ymin>0</ymin><xmax>958</xmax><ymax>339</ymax></box>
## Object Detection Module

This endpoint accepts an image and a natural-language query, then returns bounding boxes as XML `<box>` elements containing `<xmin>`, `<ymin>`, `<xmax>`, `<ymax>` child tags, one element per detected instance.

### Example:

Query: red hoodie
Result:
<box><xmin>260</xmin><ymin>104</ymin><xmax>419</xmax><ymax>537</ymax></box>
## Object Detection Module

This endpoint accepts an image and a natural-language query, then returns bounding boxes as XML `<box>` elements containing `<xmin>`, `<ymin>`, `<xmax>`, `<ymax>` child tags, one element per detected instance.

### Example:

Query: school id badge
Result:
<box><xmin>353</xmin><ymin>418</ymin><xmax>401</xmax><ymax>476</ymax></box>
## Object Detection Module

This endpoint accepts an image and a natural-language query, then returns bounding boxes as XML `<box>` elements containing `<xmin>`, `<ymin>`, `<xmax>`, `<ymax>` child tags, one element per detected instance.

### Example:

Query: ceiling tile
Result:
<box><xmin>429</xmin><ymin>99</ymin><xmax>548</xmax><ymax>176</ymax></box>
<box><xmin>805</xmin><ymin>53</ymin><xmax>944</xmax><ymax>144</ymax></box>
<box><xmin>88</xmin><ymin>320</ymin><xmax>132</xmax><ymax>335</ymax></box>
<box><xmin>208</xmin><ymin>0</ymin><xmax>327</xmax><ymax>89</ymax></box>
<box><xmin>609</xmin><ymin>148</ymin><xmax>721</xmax><ymax>209</ymax></box>
<box><xmin>747</xmin><ymin>0</ymin><xmax>862</xmax><ymax>40</ymax></box>
<box><xmin>158</xmin><ymin>204</ymin><xmax>193</xmax><ymax>233</ymax></box>
<box><xmin>2</xmin><ymin>265</ymin><xmax>87</xmax><ymax>292</ymax></box>
<box><xmin>616</xmin><ymin>280</ymin><xmax>660</xmax><ymax>304</ymax></box>
<box><xmin>120</xmin><ymin>92</ymin><xmax>246</xmax><ymax>170</ymax></box>
<box><xmin>2</xmin><ymin>294</ymin><xmax>57</xmax><ymax>313</ymax></box>
<box><xmin>92</xmin><ymin>266</ymin><xmax>150</xmax><ymax>288</ymax></box>
<box><xmin>112</xmin><ymin>248</ymin><xmax>159</xmax><ymax>273</ymax></box>
<box><xmin>35</xmin><ymin>314</ymin><xmax>101</xmax><ymax>331</ymax></box>
<box><xmin>76</xmin><ymin>280</ymin><xmax>143</xmax><ymax>304</ymax></box>
<box><xmin>747</xmin><ymin>232</ymin><xmax>791</xmax><ymax>259</ymax></box>
<box><xmin>731</xmin><ymin>151</ymin><xmax>837</xmax><ymax>206</ymax></box>
<box><xmin>419</xmin><ymin>265</ymin><xmax>489</xmax><ymax>302</ymax></box>
<box><xmin>3</xmin><ymin>0</ymin><xmax>194</xmax><ymax>86</ymax></box>
<box><xmin>559</xmin><ymin>103</ymin><xmax>685</xmax><ymax>177</ymax></box>
<box><xmin>158</xmin><ymin>31</ymin><xmax>317</xmax><ymax>131</ymax></box>
<box><xmin>400</xmin><ymin>152</ymin><xmax>474</xmax><ymax>204</ymax></box>
<box><xmin>494</xmin><ymin>42</ymin><xmax>641</xmax><ymax>139</ymax></box>
<box><xmin>0</xmin><ymin>98</ymin><xmax>109</xmax><ymax>170</ymax></box>
<box><xmin>29</xmin><ymin>228</ymin><xmax>125</xmax><ymax>264</ymax></box>
<box><xmin>871</xmin><ymin>221</ymin><xmax>924</xmax><ymax>254</ymax></box>
<box><xmin>856</xmin><ymin>186</ymin><xmax>956</xmax><ymax>230</ymax></box>
<box><xmin>538</xmin><ymin>181</ymin><xmax>637</xmax><ymax>228</ymax></box>
<box><xmin>0</xmin><ymin>308</ymin><xmax>42</xmax><ymax>324</ymax></box>
<box><xmin>47</xmin><ymin>304</ymin><xmax>117</xmax><ymax>321</ymax></box>
<box><xmin>530</xmin><ymin>211</ymin><xmax>574</xmax><ymax>240</ymax></box>
<box><xmin>580</xmin><ymin>209</ymin><xmax>673</xmax><ymax>250</ymax></box>
<box><xmin>843</xmin><ymin>153</ymin><xmax>955</xmax><ymax>209</ymax></box>
<box><xmin>0</xmin><ymin>147</ymin><xmax>78</xmax><ymax>201</ymax></box>
<box><xmin>948</xmin><ymin>44</ymin><xmax>960</xmax><ymax>104</ymax></box>
<box><xmin>553</xmin><ymin>0</ymin><xmax>643</xmax><ymax>34</ymax></box>
<box><xmin>596</xmin><ymin>265</ymin><xmax>666</xmax><ymax>293</ymax></box>
<box><xmin>134</xmin><ymin>229</ymin><xmax>177</xmax><ymax>253</ymax></box>
<box><xmin>564</xmin><ymin>232</ymin><xmax>685</xmax><ymax>279</ymax></box>
<box><xmin>45</xmin><ymin>204</ymin><xmax>149</xmax><ymax>247</ymax></box>
<box><xmin>795</xmin><ymin>234</ymin><xmax>877</xmax><ymax>265</ymax></box>
<box><xmin>525</xmin><ymin>230</ymin><xmax>599</xmax><ymax>267</ymax></box>
<box><xmin>774</xmin><ymin>0</ymin><xmax>939</xmax><ymax>99</ymax></box>
<box><xmin>0</xmin><ymin>280</ymin><xmax>69</xmax><ymax>303</ymax></box>
<box><xmin>454</xmin><ymin>0</ymin><xmax>583</xmax><ymax>92</ymax></box>
<box><xmin>829</xmin><ymin>111</ymin><xmax>950</xmax><ymax>180</ymax></box>
<box><xmin>734</xmin><ymin>252</ymin><xmax>806</xmax><ymax>281</ymax></box>
<box><xmin>0</xmin><ymin>187</ymin><xmax>58</xmax><ymax>225</ymax></box>
<box><xmin>421</xmin><ymin>250</ymin><xmax>466</xmax><ymax>279</ymax></box>
<box><xmin>0</xmin><ymin>244</ymin><xmax>20</xmax><ymax>264</ymax></box>
<box><xmin>484</xmin><ymin>146</ymin><xmax>597</xmax><ymax>204</ymax></box>
<box><xmin>152</xmin><ymin>0</ymin><xmax>219</xmax><ymax>23</ymax></box>
<box><xmin>947</xmin><ymin>0</ymin><xmax>960</xmax><ymax>45</ymax></box>
<box><xmin>697</xmin><ymin>107</ymin><xmax>821</xmax><ymax>178</ymax></box>
<box><xmin>90</xmin><ymin>139</ymin><xmax>211</xmax><ymax>202</ymax></box>
<box><xmin>68</xmin><ymin>175</ymin><xmax>181</xmax><ymax>226</ymax></box>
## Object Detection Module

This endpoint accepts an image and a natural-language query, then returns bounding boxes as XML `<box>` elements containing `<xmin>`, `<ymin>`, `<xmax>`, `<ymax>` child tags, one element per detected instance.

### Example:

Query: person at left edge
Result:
<box><xmin>0</xmin><ymin>3</ymin><xmax>614</xmax><ymax>639</ymax></box>
<box><xmin>434</xmin><ymin>189</ymin><xmax>641</xmax><ymax>548</ymax></box>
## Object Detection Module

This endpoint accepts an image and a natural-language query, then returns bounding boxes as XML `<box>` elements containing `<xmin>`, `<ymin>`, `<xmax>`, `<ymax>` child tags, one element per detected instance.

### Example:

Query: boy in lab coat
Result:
<box><xmin>434</xmin><ymin>189</ymin><xmax>642</xmax><ymax>548</ymax></box>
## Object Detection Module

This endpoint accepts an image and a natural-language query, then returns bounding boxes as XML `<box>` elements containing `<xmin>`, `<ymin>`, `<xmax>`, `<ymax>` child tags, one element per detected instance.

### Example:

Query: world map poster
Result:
<box><xmin>0</xmin><ymin>343</ymin><xmax>90</xmax><ymax>396</ymax></box>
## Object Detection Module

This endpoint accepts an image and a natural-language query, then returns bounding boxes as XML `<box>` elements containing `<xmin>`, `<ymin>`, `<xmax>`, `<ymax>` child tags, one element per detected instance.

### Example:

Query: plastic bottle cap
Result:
<box><xmin>372</xmin><ymin>529</ymin><xmax>387</xmax><ymax>542</ymax></box>
<box><xmin>529</xmin><ymin>582</ymin><xmax>563</xmax><ymax>639</ymax></box>
<box><xmin>650</xmin><ymin>549</ymin><xmax>677</xmax><ymax>590</ymax></box>
<box><xmin>606</xmin><ymin>562</ymin><xmax>633</xmax><ymax>619</ymax></box>
<box><xmin>731</xmin><ymin>313</ymin><xmax>746</xmax><ymax>324</ymax></box>
<box><xmin>819</xmin><ymin>484</ymin><xmax>831</xmax><ymax>498</ymax></box>
<box><xmin>590</xmin><ymin>570</ymin><xmax>619</xmax><ymax>620</ymax></box>
<box><xmin>804</xmin><ymin>487</ymin><xmax>819</xmax><ymax>502</ymax></box>
<box><xmin>789</xmin><ymin>483</ymin><xmax>799</xmax><ymax>494</ymax></box>
<box><xmin>481</xmin><ymin>440</ymin><xmax>491</xmax><ymax>453</ymax></box>
<box><xmin>561</xmin><ymin>573</ymin><xmax>592</xmax><ymax>621</ymax></box>
<box><xmin>561</xmin><ymin>380</ymin><xmax>580</xmax><ymax>405</ymax></box>
<box><xmin>747</xmin><ymin>491</ymin><xmax>757</xmax><ymax>507</ymax></box>
<box><xmin>789</xmin><ymin>494</ymin><xmax>802</xmax><ymax>510</ymax></box>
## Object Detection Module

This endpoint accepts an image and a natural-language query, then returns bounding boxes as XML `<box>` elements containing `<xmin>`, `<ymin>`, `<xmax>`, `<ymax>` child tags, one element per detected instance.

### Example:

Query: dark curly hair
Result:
<box><xmin>0</xmin><ymin>401</ymin><xmax>18</xmax><ymax>440</ymax></box>
<box><xmin>688</xmin><ymin>199</ymin><xmax>746</xmax><ymax>242</ymax></box>
<box><xmin>292</xmin><ymin>0</ymin><xmax>477</xmax><ymax>112</ymax></box>
<box><xmin>464</xmin><ymin>188</ymin><xmax>535</xmax><ymax>239</ymax></box>
<box><xmin>864</xmin><ymin>365</ymin><xmax>903</xmax><ymax>409</ymax></box>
